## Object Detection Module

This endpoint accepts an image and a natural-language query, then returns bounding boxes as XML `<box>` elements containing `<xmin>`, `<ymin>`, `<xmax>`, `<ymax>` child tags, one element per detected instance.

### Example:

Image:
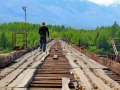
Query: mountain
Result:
<box><xmin>0</xmin><ymin>0</ymin><xmax>120</xmax><ymax>29</ymax></box>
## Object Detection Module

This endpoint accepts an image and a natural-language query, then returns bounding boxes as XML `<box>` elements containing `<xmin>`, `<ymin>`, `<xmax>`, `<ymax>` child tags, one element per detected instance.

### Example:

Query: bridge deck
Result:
<box><xmin>0</xmin><ymin>40</ymin><xmax>120</xmax><ymax>90</ymax></box>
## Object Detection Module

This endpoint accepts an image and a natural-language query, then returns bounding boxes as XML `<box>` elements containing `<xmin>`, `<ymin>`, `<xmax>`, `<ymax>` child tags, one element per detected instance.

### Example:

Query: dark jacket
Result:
<box><xmin>39</xmin><ymin>26</ymin><xmax>49</xmax><ymax>38</ymax></box>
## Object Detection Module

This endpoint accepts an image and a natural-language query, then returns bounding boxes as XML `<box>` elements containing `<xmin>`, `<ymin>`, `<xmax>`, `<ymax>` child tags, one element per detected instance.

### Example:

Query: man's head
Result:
<box><xmin>42</xmin><ymin>22</ymin><xmax>45</xmax><ymax>26</ymax></box>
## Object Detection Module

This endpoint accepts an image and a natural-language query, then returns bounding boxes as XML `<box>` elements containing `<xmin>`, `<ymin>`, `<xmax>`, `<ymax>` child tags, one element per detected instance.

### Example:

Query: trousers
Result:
<box><xmin>39</xmin><ymin>37</ymin><xmax>46</xmax><ymax>51</ymax></box>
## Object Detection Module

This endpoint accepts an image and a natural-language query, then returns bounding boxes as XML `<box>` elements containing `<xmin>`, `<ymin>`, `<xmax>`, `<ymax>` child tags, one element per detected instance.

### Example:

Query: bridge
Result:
<box><xmin>0</xmin><ymin>40</ymin><xmax>120</xmax><ymax>90</ymax></box>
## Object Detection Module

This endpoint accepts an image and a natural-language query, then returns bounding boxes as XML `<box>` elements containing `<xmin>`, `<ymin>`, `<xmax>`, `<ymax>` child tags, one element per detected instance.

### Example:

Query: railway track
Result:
<box><xmin>0</xmin><ymin>40</ymin><xmax>120</xmax><ymax>90</ymax></box>
<box><xmin>29</xmin><ymin>42</ymin><xmax>76</xmax><ymax>90</ymax></box>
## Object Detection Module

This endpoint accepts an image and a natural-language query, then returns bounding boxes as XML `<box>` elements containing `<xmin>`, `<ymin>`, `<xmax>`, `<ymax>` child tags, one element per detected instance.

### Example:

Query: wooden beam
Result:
<box><xmin>55</xmin><ymin>46</ymin><xmax>58</xmax><ymax>51</ymax></box>
<box><xmin>62</xmin><ymin>78</ymin><xmax>70</xmax><ymax>90</ymax></box>
<box><xmin>8</xmin><ymin>69</ymin><xmax>31</xmax><ymax>88</ymax></box>
<box><xmin>0</xmin><ymin>69</ymin><xmax>23</xmax><ymax>87</ymax></box>
<box><xmin>13</xmin><ymin>88</ymin><xmax>27</xmax><ymax>90</ymax></box>
<box><xmin>66</xmin><ymin>55</ymin><xmax>92</xmax><ymax>90</ymax></box>
<box><xmin>53</xmin><ymin>55</ymin><xmax>58</xmax><ymax>59</ymax></box>
<box><xmin>16</xmin><ymin>69</ymin><xmax>36</xmax><ymax>88</ymax></box>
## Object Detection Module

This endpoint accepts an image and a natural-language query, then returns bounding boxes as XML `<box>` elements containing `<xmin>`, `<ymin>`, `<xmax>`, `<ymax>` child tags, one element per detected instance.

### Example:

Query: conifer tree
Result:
<box><xmin>1</xmin><ymin>31</ymin><xmax>7</xmax><ymax>49</ymax></box>
<box><xmin>111</xmin><ymin>21</ymin><xmax>119</xmax><ymax>38</ymax></box>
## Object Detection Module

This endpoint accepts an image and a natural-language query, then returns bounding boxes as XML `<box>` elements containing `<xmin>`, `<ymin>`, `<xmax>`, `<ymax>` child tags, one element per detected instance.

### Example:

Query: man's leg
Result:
<box><xmin>43</xmin><ymin>38</ymin><xmax>46</xmax><ymax>52</ymax></box>
<box><xmin>39</xmin><ymin>37</ymin><xmax>43</xmax><ymax>51</ymax></box>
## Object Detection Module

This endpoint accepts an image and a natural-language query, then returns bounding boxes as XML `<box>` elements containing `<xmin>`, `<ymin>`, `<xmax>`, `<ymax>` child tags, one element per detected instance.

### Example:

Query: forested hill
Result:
<box><xmin>0</xmin><ymin>22</ymin><xmax>119</xmax><ymax>55</ymax></box>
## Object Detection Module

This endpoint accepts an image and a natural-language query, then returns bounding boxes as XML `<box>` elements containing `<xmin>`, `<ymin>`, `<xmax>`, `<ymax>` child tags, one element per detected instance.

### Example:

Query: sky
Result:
<box><xmin>0</xmin><ymin>0</ymin><xmax>120</xmax><ymax>29</ymax></box>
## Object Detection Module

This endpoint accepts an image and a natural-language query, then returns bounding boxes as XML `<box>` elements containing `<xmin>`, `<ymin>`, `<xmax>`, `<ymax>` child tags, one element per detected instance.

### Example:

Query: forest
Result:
<box><xmin>0</xmin><ymin>21</ymin><xmax>119</xmax><ymax>55</ymax></box>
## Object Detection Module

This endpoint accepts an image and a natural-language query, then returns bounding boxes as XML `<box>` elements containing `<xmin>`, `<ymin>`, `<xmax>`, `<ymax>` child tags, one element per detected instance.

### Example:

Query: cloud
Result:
<box><xmin>88</xmin><ymin>0</ymin><xmax>120</xmax><ymax>6</ymax></box>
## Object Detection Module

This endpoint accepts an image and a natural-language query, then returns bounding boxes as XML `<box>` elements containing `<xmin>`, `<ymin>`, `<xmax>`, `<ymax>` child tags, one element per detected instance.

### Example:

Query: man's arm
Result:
<box><xmin>38</xmin><ymin>28</ymin><xmax>41</xmax><ymax>35</ymax></box>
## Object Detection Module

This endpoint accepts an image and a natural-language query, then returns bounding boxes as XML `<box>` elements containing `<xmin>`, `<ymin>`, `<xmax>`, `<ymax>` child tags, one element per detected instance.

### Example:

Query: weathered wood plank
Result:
<box><xmin>74</xmin><ymin>55</ymin><xmax>120</xmax><ymax>89</ymax></box>
<box><xmin>53</xmin><ymin>55</ymin><xmax>58</xmax><ymax>59</ymax></box>
<box><xmin>62</xmin><ymin>78</ymin><xmax>70</xmax><ymax>90</ymax></box>
<box><xmin>9</xmin><ymin>50</ymin><xmax>37</xmax><ymax>69</ymax></box>
<box><xmin>0</xmin><ymin>68</ymin><xmax>14</xmax><ymax>77</ymax></box>
<box><xmin>61</xmin><ymin>41</ymin><xmax>112</xmax><ymax>90</ymax></box>
<box><xmin>8</xmin><ymin>69</ymin><xmax>30</xmax><ymax>88</ymax></box>
<box><xmin>61</xmin><ymin>41</ymin><xmax>120</xmax><ymax>90</ymax></box>
<box><xmin>0</xmin><ymin>50</ymin><xmax>38</xmax><ymax>81</ymax></box>
<box><xmin>30</xmin><ymin>51</ymin><xmax>50</xmax><ymax>69</ymax></box>
<box><xmin>0</xmin><ymin>41</ymin><xmax>52</xmax><ymax>88</ymax></box>
<box><xmin>15</xmin><ymin>50</ymin><xmax>50</xmax><ymax>88</ymax></box>
<box><xmin>41</xmin><ymin>52</ymin><xmax>49</xmax><ymax>62</ymax></box>
<box><xmin>18</xmin><ymin>52</ymin><xmax>41</xmax><ymax>69</ymax></box>
<box><xmin>34</xmin><ymin>52</ymin><xmax>46</xmax><ymax>61</ymax></box>
<box><xmin>9</xmin><ymin>55</ymin><xmax>31</xmax><ymax>69</ymax></box>
<box><xmin>76</xmin><ymin>59</ymin><xmax>120</xmax><ymax>89</ymax></box>
<box><xmin>18</xmin><ymin>56</ymin><xmax>36</xmax><ymax>69</ymax></box>
<box><xmin>13</xmin><ymin>88</ymin><xmax>27</xmax><ymax>90</ymax></box>
<box><xmin>30</xmin><ymin>60</ymin><xmax>42</xmax><ymax>69</ymax></box>
<box><xmin>55</xmin><ymin>46</ymin><xmax>58</xmax><ymax>51</ymax></box>
<box><xmin>93</xmin><ymin>69</ymin><xmax>120</xmax><ymax>89</ymax></box>
<box><xmin>0</xmin><ymin>69</ymin><xmax>23</xmax><ymax>87</ymax></box>
<box><xmin>83</xmin><ymin>69</ymin><xmax>112</xmax><ymax>90</ymax></box>
<box><xmin>0</xmin><ymin>87</ymin><xmax>13</xmax><ymax>90</ymax></box>
<box><xmin>16</xmin><ymin>69</ymin><xmax>36</xmax><ymax>88</ymax></box>
<box><xmin>81</xmin><ymin>55</ymin><xmax>106</xmax><ymax>69</ymax></box>
<box><xmin>65</xmin><ymin>45</ymin><xmax>107</xmax><ymax>69</ymax></box>
<box><xmin>66</xmin><ymin>55</ymin><xmax>92</xmax><ymax>90</ymax></box>
<box><xmin>88</xmin><ymin>58</ymin><xmax>107</xmax><ymax>69</ymax></box>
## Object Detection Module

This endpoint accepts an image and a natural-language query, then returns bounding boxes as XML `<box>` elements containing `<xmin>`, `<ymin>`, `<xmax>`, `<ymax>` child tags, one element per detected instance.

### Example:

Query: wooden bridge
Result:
<box><xmin>0</xmin><ymin>40</ymin><xmax>120</xmax><ymax>90</ymax></box>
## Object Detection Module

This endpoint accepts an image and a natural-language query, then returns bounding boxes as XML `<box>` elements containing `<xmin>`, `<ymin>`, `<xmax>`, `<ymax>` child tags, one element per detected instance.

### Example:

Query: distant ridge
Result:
<box><xmin>0</xmin><ymin>0</ymin><xmax>120</xmax><ymax>29</ymax></box>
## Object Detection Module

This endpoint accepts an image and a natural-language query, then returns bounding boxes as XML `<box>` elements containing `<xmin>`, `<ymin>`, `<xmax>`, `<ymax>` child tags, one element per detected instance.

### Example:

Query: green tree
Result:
<box><xmin>111</xmin><ymin>21</ymin><xmax>119</xmax><ymax>38</ymax></box>
<box><xmin>1</xmin><ymin>31</ymin><xmax>7</xmax><ymax>49</ymax></box>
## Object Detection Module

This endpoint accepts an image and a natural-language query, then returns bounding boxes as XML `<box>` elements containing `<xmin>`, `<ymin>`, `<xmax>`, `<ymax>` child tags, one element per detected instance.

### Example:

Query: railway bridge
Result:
<box><xmin>0</xmin><ymin>40</ymin><xmax>120</xmax><ymax>90</ymax></box>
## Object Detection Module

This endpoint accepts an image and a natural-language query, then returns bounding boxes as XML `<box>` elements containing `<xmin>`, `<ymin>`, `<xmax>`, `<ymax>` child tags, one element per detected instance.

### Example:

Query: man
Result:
<box><xmin>39</xmin><ymin>22</ymin><xmax>49</xmax><ymax>52</ymax></box>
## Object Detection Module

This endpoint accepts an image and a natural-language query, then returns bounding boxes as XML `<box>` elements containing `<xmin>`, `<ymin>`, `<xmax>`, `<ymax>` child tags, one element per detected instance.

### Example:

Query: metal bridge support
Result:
<box><xmin>12</xmin><ymin>33</ymin><xmax>27</xmax><ymax>50</ymax></box>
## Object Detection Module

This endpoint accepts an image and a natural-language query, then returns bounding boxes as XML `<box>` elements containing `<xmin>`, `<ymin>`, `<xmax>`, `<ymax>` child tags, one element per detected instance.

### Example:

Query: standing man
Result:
<box><xmin>39</xmin><ymin>22</ymin><xmax>49</xmax><ymax>52</ymax></box>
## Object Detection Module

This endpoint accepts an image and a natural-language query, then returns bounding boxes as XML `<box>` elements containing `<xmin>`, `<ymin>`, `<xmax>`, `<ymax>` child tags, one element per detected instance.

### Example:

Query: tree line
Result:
<box><xmin>0</xmin><ymin>22</ymin><xmax>119</xmax><ymax>55</ymax></box>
